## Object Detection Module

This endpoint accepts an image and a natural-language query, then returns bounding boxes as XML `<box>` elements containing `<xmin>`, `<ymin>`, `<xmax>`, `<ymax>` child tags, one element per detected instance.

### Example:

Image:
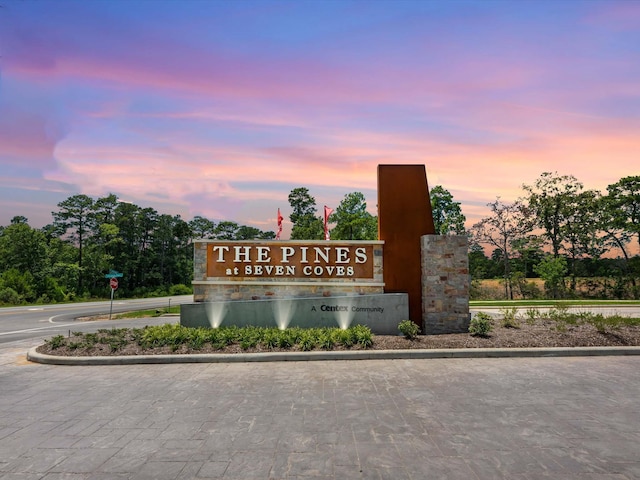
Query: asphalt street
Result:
<box><xmin>0</xmin><ymin>295</ymin><xmax>193</xmax><ymax>344</ymax></box>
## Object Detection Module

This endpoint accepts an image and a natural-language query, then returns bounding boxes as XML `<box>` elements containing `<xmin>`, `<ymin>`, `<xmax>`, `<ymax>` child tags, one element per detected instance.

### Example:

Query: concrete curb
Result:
<box><xmin>27</xmin><ymin>345</ymin><xmax>640</xmax><ymax>365</ymax></box>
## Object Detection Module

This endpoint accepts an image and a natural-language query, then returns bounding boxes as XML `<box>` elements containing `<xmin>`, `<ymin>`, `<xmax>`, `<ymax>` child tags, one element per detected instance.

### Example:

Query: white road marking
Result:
<box><xmin>0</xmin><ymin>323</ymin><xmax>77</xmax><ymax>336</ymax></box>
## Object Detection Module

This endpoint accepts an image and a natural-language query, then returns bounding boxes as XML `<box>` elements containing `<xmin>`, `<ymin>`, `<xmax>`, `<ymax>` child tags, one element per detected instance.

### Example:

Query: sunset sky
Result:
<box><xmin>1</xmin><ymin>0</ymin><xmax>638</xmax><ymax>237</ymax></box>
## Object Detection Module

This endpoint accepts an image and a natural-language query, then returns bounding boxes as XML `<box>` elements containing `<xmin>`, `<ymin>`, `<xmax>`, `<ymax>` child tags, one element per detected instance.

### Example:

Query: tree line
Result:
<box><xmin>0</xmin><ymin>172</ymin><xmax>638</xmax><ymax>304</ymax></box>
<box><xmin>0</xmin><ymin>194</ymin><xmax>284</xmax><ymax>304</ymax></box>
<box><xmin>469</xmin><ymin>173</ymin><xmax>640</xmax><ymax>300</ymax></box>
<box><xmin>0</xmin><ymin>187</ymin><xmax>382</xmax><ymax>304</ymax></box>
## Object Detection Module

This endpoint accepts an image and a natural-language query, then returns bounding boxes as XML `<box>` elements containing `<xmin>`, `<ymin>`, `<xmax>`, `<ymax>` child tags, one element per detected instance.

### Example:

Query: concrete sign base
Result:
<box><xmin>180</xmin><ymin>293</ymin><xmax>409</xmax><ymax>335</ymax></box>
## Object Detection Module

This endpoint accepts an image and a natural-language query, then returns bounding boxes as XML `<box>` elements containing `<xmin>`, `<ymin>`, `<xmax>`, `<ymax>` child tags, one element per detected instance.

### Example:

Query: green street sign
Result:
<box><xmin>104</xmin><ymin>270</ymin><xmax>124</xmax><ymax>278</ymax></box>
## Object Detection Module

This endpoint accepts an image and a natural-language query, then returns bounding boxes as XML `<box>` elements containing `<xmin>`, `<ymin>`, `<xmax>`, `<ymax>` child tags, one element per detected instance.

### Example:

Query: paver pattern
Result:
<box><xmin>1</xmin><ymin>339</ymin><xmax>639</xmax><ymax>479</ymax></box>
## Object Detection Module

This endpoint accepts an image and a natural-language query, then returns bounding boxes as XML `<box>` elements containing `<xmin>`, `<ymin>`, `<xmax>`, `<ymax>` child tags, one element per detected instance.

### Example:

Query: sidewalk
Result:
<box><xmin>2</xmin><ymin>340</ymin><xmax>640</xmax><ymax>479</ymax></box>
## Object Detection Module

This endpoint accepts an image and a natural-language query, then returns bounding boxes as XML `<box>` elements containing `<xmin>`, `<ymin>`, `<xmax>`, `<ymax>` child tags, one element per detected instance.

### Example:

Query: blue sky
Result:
<box><xmin>1</xmin><ymin>0</ymin><xmax>639</xmax><ymax>236</ymax></box>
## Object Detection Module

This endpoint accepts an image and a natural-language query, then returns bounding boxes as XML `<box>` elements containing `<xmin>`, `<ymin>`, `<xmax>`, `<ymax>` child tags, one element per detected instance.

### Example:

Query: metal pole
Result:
<box><xmin>109</xmin><ymin>287</ymin><xmax>114</xmax><ymax>321</ymax></box>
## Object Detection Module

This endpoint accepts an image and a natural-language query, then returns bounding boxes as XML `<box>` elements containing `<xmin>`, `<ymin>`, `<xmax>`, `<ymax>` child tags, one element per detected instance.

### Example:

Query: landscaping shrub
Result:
<box><xmin>524</xmin><ymin>308</ymin><xmax>538</xmax><ymax>325</ymax></box>
<box><xmin>46</xmin><ymin>335</ymin><xmax>66</xmax><ymax>349</ymax></box>
<box><xmin>398</xmin><ymin>320</ymin><xmax>420</xmax><ymax>339</ymax></box>
<box><xmin>336</xmin><ymin>328</ymin><xmax>355</xmax><ymax>348</ymax></box>
<box><xmin>299</xmin><ymin>330</ymin><xmax>316</xmax><ymax>351</ymax></box>
<box><xmin>499</xmin><ymin>307</ymin><xmax>520</xmax><ymax>329</ymax></box>
<box><xmin>352</xmin><ymin>325</ymin><xmax>373</xmax><ymax>348</ymax></box>
<box><xmin>469</xmin><ymin>312</ymin><xmax>493</xmax><ymax>337</ymax></box>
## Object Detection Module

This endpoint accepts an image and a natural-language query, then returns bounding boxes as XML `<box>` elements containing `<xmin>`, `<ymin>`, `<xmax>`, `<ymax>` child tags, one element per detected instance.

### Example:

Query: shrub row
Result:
<box><xmin>45</xmin><ymin>324</ymin><xmax>375</xmax><ymax>353</ymax></box>
<box><xmin>469</xmin><ymin>307</ymin><xmax>640</xmax><ymax>336</ymax></box>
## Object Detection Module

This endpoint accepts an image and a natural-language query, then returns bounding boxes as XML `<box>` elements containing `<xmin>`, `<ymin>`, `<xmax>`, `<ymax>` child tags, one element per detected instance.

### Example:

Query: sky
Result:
<box><xmin>1</xmin><ymin>0</ymin><xmax>639</xmax><ymax>238</ymax></box>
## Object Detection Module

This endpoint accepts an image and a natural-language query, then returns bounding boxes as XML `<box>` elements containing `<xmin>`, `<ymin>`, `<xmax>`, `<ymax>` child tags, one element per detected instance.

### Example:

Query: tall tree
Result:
<box><xmin>86</xmin><ymin>194</ymin><xmax>121</xmax><ymax>291</ymax></box>
<box><xmin>257</xmin><ymin>230</ymin><xmax>276</xmax><ymax>240</ymax></box>
<box><xmin>112</xmin><ymin>202</ymin><xmax>149</xmax><ymax>291</ymax></box>
<box><xmin>470</xmin><ymin>198</ymin><xmax>532</xmax><ymax>299</ymax></box>
<box><xmin>0</xmin><ymin>218</ymin><xmax>47</xmax><ymax>281</ymax></box>
<box><xmin>172</xmin><ymin>217</ymin><xmax>193</xmax><ymax>286</ymax></box>
<box><xmin>560</xmin><ymin>189</ymin><xmax>603</xmax><ymax>291</ymax></box>
<box><xmin>510</xmin><ymin>235</ymin><xmax>544</xmax><ymax>279</ymax></box>
<box><xmin>215</xmin><ymin>221</ymin><xmax>240</xmax><ymax>240</ymax></box>
<box><xmin>329</xmin><ymin>192</ymin><xmax>377</xmax><ymax>240</ymax></box>
<box><xmin>0</xmin><ymin>218</ymin><xmax>67</xmax><ymax>303</ymax></box>
<box><xmin>52</xmin><ymin>194</ymin><xmax>95</xmax><ymax>293</ymax></box>
<box><xmin>606</xmin><ymin>176</ymin><xmax>640</xmax><ymax>249</ymax></box>
<box><xmin>600</xmin><ymin>177</ymin><xmax>640</xmax><ymax>297</ymax></box>
<box><xmin>189</xmin><ymin>216</ymin><xmax>216</xmax><ymax>239</ymax></box>
<box><xmin>468</xmin><ymin>241</ymin><xmax>502</xmax><ymax>280</ymax></box>
<box><xmin>522</xmin><ymin>172</ymin><xmax>583</xmax><ymax>258</ymax></box>
<box><xmin>236</xmin><ymin>225</ymin><xmax>263</xmax><ymax>240</ymax></box>
<box><xmin>288</xmin><ymin>187</ymin><xmax>323</xmax><ymax>240</ymax></box>
<box><xmin>288</xmin><ymin>187</ymin><xmax>317</xmax><ymax>224</ymax></box>
<box><xmin>91</xmin><ymin>193</ymin><xmax>119</xmax><ymax>227</ymax></box>
<box><xmin>153</xmin><ymin>214</ymin><xmax>177</xmax><ymax>286</ymax></box>
<box><xmin>430</xmin><ymin>186</ymin><xmax>466</xmax><ymax>235</ymax></box>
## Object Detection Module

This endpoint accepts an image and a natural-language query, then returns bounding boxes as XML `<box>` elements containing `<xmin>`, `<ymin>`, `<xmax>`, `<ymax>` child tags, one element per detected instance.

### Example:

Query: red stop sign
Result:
<box><xmin>110</xmin><ymin>277</ymin><xmax>118</xmax><ymax>290</ymax></box>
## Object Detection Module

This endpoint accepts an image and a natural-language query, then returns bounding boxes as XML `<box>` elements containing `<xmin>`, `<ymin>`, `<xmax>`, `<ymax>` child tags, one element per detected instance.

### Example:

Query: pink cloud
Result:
<box><xmin>0</xmin><ymin>104</ymin><xmax>63</xmax><ymax>167</ymax></box>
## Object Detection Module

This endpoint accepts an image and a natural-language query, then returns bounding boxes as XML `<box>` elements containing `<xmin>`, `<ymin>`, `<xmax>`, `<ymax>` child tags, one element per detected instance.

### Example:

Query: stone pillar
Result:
<box><xmin>421</xmin><ymin>235</ymin><xmax>470</xmax><ymax>334</ymax></box>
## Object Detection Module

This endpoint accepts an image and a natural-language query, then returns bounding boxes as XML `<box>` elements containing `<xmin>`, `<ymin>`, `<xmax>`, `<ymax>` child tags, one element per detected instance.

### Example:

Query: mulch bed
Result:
<box><xmin>36</xmin><ymin>320</ymin><xmax>640</xmax><ymax>357</ymax></box>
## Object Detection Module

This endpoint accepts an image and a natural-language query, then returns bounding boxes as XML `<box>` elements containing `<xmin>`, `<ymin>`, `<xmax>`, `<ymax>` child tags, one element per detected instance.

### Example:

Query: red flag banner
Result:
<box><xmin>324</xmin><ymin>205</ymin><xmax>333</xmax><ymax>240</ymax></box>
<box><xmin>276</xmin><ymin>208</ymin><xmax>284</xmax><ymax>240</ymax></box>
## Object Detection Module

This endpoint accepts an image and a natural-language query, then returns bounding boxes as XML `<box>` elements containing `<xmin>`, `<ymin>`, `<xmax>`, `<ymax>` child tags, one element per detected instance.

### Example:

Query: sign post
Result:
<box><xmin>105</xmin><ymin>270</ymin><xmax>123</xmax><ymax>321</ymax></box>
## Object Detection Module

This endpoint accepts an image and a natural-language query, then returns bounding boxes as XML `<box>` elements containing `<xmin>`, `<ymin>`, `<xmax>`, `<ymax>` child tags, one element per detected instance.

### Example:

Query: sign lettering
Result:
<box><xmin>206</xmin><ymin>242</ymin><xmax>375</xmax><ymax>279</ymax></box>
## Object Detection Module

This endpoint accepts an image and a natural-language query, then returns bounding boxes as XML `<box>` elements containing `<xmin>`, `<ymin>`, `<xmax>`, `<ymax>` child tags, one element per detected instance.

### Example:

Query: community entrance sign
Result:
<box><xmin>184</xmin><ymin>164</ymin><xmax>470</xmax><ymax>335</ymax></box>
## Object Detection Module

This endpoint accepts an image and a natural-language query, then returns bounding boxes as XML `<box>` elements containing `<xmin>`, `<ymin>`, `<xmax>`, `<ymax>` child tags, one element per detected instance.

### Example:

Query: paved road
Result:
<box><xmin>0</xmin><ymin>296</ymin><xmax>193</xmax><ymax>345</ymax></box>
<box><xmin>1</xmin><ymin>338</ymin><xmax>639</xmax><ymax>479</ymax></box>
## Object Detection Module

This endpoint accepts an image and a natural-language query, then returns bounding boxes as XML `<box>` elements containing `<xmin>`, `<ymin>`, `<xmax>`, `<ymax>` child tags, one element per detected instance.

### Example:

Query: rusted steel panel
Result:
<box><xmin>377</xmin><ymin>164</ymin><xmax>435</xmax><ymax>323</ymax></box>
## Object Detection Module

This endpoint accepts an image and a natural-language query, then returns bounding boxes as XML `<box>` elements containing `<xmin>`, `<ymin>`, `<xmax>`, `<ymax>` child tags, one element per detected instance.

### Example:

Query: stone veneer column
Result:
<box><xmin>421</xmin><ymin>235</ymin><xmax>470</xmax><ymax>334</ymax></box>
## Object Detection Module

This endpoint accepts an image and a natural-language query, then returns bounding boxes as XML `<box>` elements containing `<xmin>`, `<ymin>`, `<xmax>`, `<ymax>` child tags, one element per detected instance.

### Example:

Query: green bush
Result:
<box><xmin>0</xmin><ymin>287</ymin><xmax>21</xmax><ymax>305</ymax></box>
<box><xmin>299</xmin><ymin>330</ymin><xmax>316</xmax><ymax>351</ymax></box>
<box><xmin>262</xmin><ymin>329</ymin><xmax>280</xmax><ymax>349</ymax></box>
<box><xmin>546</xmin><ymin>305</ymin><xmax>571</xmax><ymax>322</ymax></box>
<box><xmin>398</xmin><ymin>320</ymin><xmax>420</xmax><ymax>339</ymax></box>
<box><xmin>336</xmin><ymin>328</ymin><xmax>355</xmax><ymax>348</ymax></box>
<box><xmin>524</xmin><ymin>308</ymin><xmax>538</xmax><ymax>325</ymax></box>
<box><xmin>469</xmin><ymin>312</ymin><xmax>493</xmax><ymax>337</ymax></box>
<box><xmin>188</xmin><ymin>329</ymin><xmax>208</xmax><ymax>350</ymax></box>
<box><xmin>352</xmin><ymin>325</ymin><xmax>373</xmax><ymax>348</ymax></box>
<box><xmin>317</xmin><ymin>329</ymin><xmax>335</xmax><ymax>350</ymax></box>
<box><xmin>46</xmin><ymin>335</ymin><xmax>66</xmax><ymax>349</ymax></box>
<box><xmin>499</xmin><ymin>307</ymin><xmax>520</xmax><ymax>329</ymax></box>
<box><xmin>169</xmin><ymin>284</ymin><xmax>193</xmax><ymax>295</ymax></box>
<box><xmin>546</xmin><ymin>305</ymin><xmax>577</xmax><ymax>332</ymax></box>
